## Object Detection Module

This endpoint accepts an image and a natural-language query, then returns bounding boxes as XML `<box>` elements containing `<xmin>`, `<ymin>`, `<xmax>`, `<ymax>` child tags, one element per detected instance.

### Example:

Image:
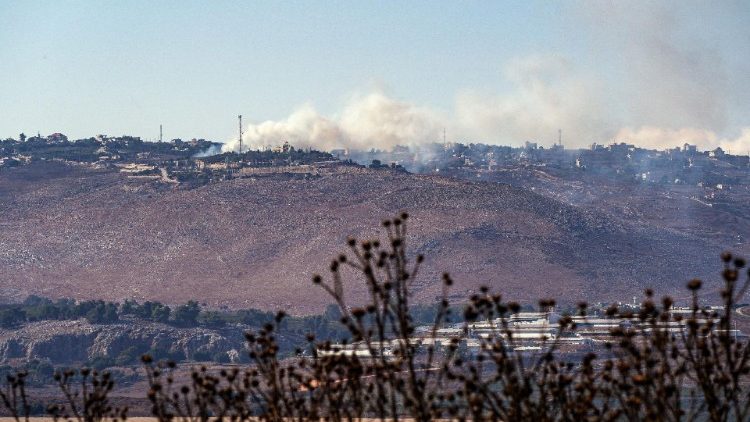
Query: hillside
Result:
<box><xmin>0</xmin><ymin>161</ymin><xmax>729</xmax><ymax>313</ymax></box>
<box><xmin>0</xmin><ymin>318</ymin><xmax>245</xmax><ymax>365</ymax></box>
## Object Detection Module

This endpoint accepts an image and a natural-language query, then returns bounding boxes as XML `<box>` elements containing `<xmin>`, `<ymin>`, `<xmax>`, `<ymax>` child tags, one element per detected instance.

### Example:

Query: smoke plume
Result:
<box><xmin>454</xmin><ymin>54</ymin><xmax>609</xmax><ymax>145</ymax></box>
<box><xmin>193</xmin><ymin>144</ymin><xmax>223</xmax><ymax>158</ymax></box>
<box><xmin>221</xmin><ymin>3</ymin><xmax>747</xmax><ymax>154</ymax></box>
<box><xmin>222</xmin><ymin>93</ymin><xmax>442</xmax><ymax>153</ymax></box>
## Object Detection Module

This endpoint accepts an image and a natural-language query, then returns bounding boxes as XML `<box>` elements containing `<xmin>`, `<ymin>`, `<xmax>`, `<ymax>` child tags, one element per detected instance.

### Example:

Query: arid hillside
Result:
<box><xmin>0</xmin><ymin>162</ymin><xmax>728</xmax><ymax>313</ymax></box>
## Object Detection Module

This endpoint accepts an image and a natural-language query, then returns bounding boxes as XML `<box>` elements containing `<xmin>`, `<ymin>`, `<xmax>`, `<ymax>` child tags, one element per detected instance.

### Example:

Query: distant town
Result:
<box><xmin>2</xmin><ymin>132</ymin><xmax>749</xmax><ymax>196</ymax></box>
<box><xmin>324</xmin><ymin>303</ymin><xmax>746</xmax><ymax>360</ymax></box>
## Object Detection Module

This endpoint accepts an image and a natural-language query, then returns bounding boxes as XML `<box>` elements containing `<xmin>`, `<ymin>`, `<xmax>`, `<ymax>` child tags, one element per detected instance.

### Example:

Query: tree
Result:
<box><xmin>238</xmin><ymin>308</ymin><xmax>273</xmax><ymax>325</ymax></box>
<box><xmin>85</xmin><ymin>303</ymin><xmax>118</xmax><ymax>324</ymax></box>
<box><xmin>119</xmin><ymin>300</ymin><xmax>138</xmax><ymax>316</ymax></box>
<box><xmin>0</xmin><ymin>309</ymin><xmax>25</xmax><ymax>329</ymax></box>
<box><xmin>150</xmin><ymin>303</ymin><xmax>171</xmax><ymax>323</ymax></box>
<box><xmin>200</xmin><ymin>311</ymin><xmax>226</xmax><ymax>328</ymax></box>
<box><xmin>103</xmin><ymin>303</ymin><xmax>119</xmax><ymax>323</ymax></box>
<box><xmin>172</xmin><ymin>301</ymin><xmax>200</xmax><ymax>327</ymax></box>
<box><xmin>25</xmin><ymin>303</ymin><xmax>60</xmax><ymax>321</ymax></box>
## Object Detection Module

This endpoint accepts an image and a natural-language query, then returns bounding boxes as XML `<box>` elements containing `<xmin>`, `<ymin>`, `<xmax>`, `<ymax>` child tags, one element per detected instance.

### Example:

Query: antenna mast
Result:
<box><xmin>238</xmin><ymin>115</ymin><xmax>243</xmax><ymax>154</ymax></box>
<box><xmin>558</xmin><ymin>129</ymin><xmax>562</xmax><ymax>147</ymax></box>
<box><xmin>159</xmin><ymin>124</ymin><xmax>163</xmax><ymax>143</ymax></box>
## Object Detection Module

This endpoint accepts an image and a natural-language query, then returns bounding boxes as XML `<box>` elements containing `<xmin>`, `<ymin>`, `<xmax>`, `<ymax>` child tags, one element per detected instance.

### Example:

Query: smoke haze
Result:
<box><xmin>223</xmin><ymin>92</ymin><xmax>443</xmax><ymax>153</ymax></box>
<box><xmin>223</xmin><ymin>2</ymin><xmax>748</xmax><ymax>154</ymax></box>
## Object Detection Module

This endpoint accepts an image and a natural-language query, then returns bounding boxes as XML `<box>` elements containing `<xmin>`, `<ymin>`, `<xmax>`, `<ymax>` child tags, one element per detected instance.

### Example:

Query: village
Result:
<box><xmin>0</xmin><ymin>134</ymin><xmax>344</xmax><ymax>187</ymax></box>
<box><xmin>320</xmin><ymin>302</ymin><xmax>747</xmax><ymax>360</ymax></box>
<box><xmin>4</xmin><ymin>132</ymin><xmax>750</xmax><ymax>195</ymax></box>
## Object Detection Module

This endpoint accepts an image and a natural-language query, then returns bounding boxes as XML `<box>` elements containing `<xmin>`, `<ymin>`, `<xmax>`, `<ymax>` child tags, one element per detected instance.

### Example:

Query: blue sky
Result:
<box><xmin>1</xmin><ymin>1</ymin><xmax>748</xmax><ymax>150</ymax></box>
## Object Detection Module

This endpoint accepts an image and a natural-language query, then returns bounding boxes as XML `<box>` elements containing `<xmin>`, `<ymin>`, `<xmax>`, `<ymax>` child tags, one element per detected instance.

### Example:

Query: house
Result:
<box><xmin>46</xmin><ymin>133</ymin><xmax>68</xmax><ymax>143</ymax></box>
<box><xmin>682</xmin><ymin>143</ymin><xmax>697</xmax><ymax>153</ymax></box>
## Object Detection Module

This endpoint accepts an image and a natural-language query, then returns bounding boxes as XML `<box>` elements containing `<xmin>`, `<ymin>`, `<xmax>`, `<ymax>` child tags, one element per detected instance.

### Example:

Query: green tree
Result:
<box><xmin>0</xmin><ymin>309</ymin><xmax>25</xmax><ymax>328</ymax></box>
<box><xmin>119</xmin><ymin>300</ymin><xmax>138</xmax><ymax>316</ymax></box>
<box><xmin>200</xmin><ymin>311</ymin><xmax>227</xmax><ymax>328</ymax></box>
<box><xmin>85</xmin><ymin>302</ymin><xmax>119</xmax><ymax>324</ymax></box>
<box><xmin>172</xmin><ymin>301</ymin><xmax>200</xmax><ymax>327</ymax></box>
<box><xmin>150</xmin><ymin>303</ymin><xmax>171</xmax><ymax>323</ymax></box>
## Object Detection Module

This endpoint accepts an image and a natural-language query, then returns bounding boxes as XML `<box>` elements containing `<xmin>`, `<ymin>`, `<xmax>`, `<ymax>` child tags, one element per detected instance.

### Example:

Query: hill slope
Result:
<box><xmin>0</xmin><ymin>162</ymin><xmax>726</xmax><ymax>313</ymax></box>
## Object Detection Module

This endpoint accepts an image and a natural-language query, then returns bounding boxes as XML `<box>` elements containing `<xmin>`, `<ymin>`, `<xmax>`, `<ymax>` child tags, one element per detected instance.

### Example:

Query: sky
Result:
<box><xmin>1</xmin><ymin>1</ymin><xmax>748</xmax><ymax>152</ymax></box>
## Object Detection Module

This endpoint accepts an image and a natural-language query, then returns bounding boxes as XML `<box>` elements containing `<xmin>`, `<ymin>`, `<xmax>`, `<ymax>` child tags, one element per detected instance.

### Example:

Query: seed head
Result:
<box><xmin>687</xmin><ymin>279</ymin><xmax>702</xmax><ymax>291</ymax></box>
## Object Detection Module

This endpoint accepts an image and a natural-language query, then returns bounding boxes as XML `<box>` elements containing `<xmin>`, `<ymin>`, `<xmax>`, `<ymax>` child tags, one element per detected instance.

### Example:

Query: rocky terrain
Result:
<box><xmin>0</xmin><ymin>161</ymin><xmax>735</xmax><ymax>313</ymax></box>
<box><xmin>0</xmin><ymin>318</ymin><xmax>245</xmax><ymax>365</ymax></box>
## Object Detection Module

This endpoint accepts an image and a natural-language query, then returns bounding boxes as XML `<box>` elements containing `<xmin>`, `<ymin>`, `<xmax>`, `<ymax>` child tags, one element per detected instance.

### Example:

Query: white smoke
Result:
<box><xmin>338</xmin><ymin>92</ymin><xmax>443</xmax><ymax>149</ymax></box>
<box><xmin>575</xmin><ymin>1</ymin><xmax>730</xmax><ymax>132</ymax></box>
<box><xmin>454</xmin><ymin>54</ymin><xmax>609</xmax><ymax>145</ymax></box>
<box><xmin>222</xmin><ymin>62</ymin><xmax>611</xmax><ymax>154</ymax></box>
<box><xmin>222</xmin><ymin>92</ymin><xmax>443</xmax><ymax>153</ymax></box>
<box><xmin>220</xmin><ymin>4</ymin><xmax>748</xmax><ymax>154</ymax></box>
<box><xmin>224</xmin><ymin>104</ymin><xmax>345</xmax><ymax>152</ymax></box>
<box><xmin>222</xmin><ymin>80</ymin><xmax>749</xmax><ymax>154</ymax></box>
<box><xmin>571</xmin><ymin>1</ymin><xmax>748</xmax><ymax>150</ymax></box>
<box><xmin>193</xmin><ymin>144</ymin><xmax>223</xmax><ymax>158</ymax></box>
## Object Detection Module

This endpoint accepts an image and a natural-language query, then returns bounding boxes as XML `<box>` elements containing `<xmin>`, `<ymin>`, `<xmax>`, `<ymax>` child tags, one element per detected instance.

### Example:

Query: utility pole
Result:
<box><xmin>238</xmin><ymin>115</ymin><xmax>243</xmax><ymax>154</ymax></box>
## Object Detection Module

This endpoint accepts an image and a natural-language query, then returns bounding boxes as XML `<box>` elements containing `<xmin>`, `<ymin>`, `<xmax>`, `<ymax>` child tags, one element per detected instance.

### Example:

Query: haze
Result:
<box><xmin>1</xmin><ymin>1</ymin><xmax>748</xmax><ymax>151</ymax></box>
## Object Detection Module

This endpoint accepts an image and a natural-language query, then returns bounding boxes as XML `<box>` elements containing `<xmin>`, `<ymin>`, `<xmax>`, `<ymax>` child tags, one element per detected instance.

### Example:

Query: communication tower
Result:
<box><xmin>238</xmin><ymin>115</ymin><xmax>243</xmax><ymax>154</ymax></box>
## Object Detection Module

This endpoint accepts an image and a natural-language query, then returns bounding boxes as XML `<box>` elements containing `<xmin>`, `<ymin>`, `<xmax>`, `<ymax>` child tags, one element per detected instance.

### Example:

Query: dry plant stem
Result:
<box><xmin>0</xmin><ymin>371</ymin><xmax>30</xmax><ymax>422</ymax></box>
<box><xmin>47</xmin><ymin>368</ymin><xmax>126</xmax><ymax>422</ymax></box>
<box><xmin>4</xmin><ymin>214</ymin><xmax>750</xmax><ymax>421</ymax></box>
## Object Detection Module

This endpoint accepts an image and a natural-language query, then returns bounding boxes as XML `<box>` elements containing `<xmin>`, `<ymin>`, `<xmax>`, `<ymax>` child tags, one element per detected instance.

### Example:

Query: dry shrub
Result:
<box><xmin>4</xmin><ymin>214</ymin><xmax>750</xmax><ymax>421</ymax></box>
